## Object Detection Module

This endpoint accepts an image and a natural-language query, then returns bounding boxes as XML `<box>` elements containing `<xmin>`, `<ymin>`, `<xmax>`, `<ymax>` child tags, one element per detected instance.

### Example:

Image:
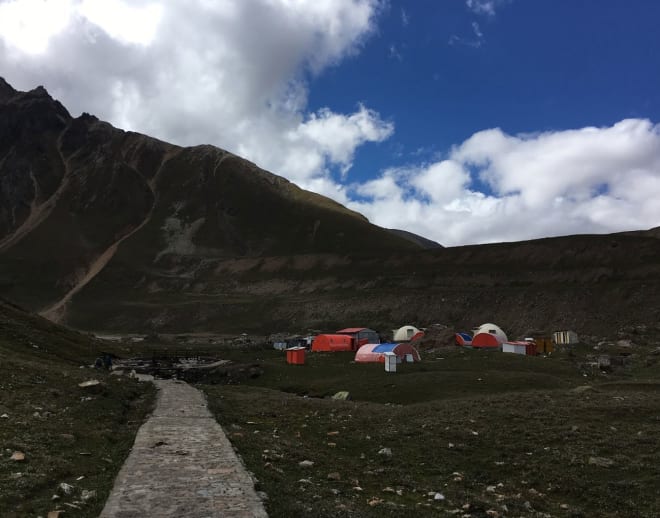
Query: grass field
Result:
<box><xmin>0</xmin><ymin>302</ymin><xmax>156</xmax><ymax>518</ymax></box>
<box><xmin>200</xmin><ymin>346</ymin><xmax>660</xmax><ymax>517</ymax></box>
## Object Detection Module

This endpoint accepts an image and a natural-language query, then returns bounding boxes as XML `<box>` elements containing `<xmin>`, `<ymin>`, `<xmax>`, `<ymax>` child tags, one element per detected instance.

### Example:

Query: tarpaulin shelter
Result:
<box><xmin>355</xmin><ymin>343</ymin><xmax>421</xmax><ymax>363</ymax></box>
<box><xmin>311</xmin><ymin>334</ymin><xmax>353</xmax><ymax>352</ymax></box>
<box><xmin>336</xmin><ymin>328</ymin><xmax>380</xmax><ymax>349</ymax></box>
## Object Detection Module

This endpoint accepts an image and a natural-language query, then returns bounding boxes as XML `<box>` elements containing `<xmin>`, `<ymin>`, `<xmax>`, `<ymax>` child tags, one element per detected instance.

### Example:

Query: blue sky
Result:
<box><xmin>311</xmin><ymin>1</ymin><xmax>660</xmax><ymax>184</ymax></box>
<box><xmin>1</xmin><ymin>0</ymin><xmax>659</xmax><ymax>245</ymax></box>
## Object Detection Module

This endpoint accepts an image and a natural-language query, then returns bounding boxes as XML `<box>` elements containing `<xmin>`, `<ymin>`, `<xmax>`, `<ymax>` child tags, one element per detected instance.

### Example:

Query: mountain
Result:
<box><xmin>0</xmin><ymin>79</ymin><xmax>420</xmax><ymax>327</ymax></box>
<box><xmin>1</xmin><ymin>78</ymin><xmax>660</xmax><ymax>337</ymax></box>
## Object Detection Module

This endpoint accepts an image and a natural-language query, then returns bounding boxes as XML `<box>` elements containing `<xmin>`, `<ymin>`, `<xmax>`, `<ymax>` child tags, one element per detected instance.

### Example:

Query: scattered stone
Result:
<box><xmin>383</xmin><ymin>487</ymin><xmax>395</xmax><ymax>493</ymax></box>
<box><xmin>51</xmin><ymin>494</ymin><xmax>60</xmax><ymax>501</ymax></box>
<box><xmin>1</xmin><ymin>413</ymin><xmax>8</xmax><ymax>418</ymax></box>
<box><xmin>588</xmin><ymin>456</ymin><xmax>615</xmax><ymax>467</ymax></box>
<box><xmin>327</xmin><ymin>442</ymin><xmax>336</xmax><ymax>447</ymax></box>
<box><xmin>486</xmin><ymin>485</ymin><xmax>497</xmax><ymax>493</ymax></box>
<box><xmin>63</xmin><ymin>502</ymin><xmax>81</xmax><ymax>509</ymax></box>
<box><xmin>58</xmin><ymin>482</ymin><xmax>75</xmax><ymax>495</ymax></box>
<box><xmin>486</xmin><ymin>510</ymin><xmax>500</xmax><ymax>517</ymax></box>
<box><xmin>332</xmin><ymin>391</ymin><xmax>351</xmax><ymax>400</ymax></box>
<box><xmin>81</xmin><ymin>489</ymin><xmax>97</xmax><ymax>502</ymax></box>
<box><xmin>327</xmin><ymin>431</ymin><xmax>340</xmax><ymax>436</ymax></box>
<box><xmin>47</xmin><ymin>512</ymin><xmax>64</xmax><ymax>518</ymax></box>
<box><xmin>378</xmin><ymin>447</ymin><xmax>392</xmax><ymax>457</ymax></box>
<box><xmin>448</xmin><ymin>442</ymin><xmax>455</xmax><ymax>448</ymax></box>
<box><xmin>353</xmin><ymin>486</ymin><xmax>363</xmax><ymax>492</ymax></box>
<box><xmin>298</xmin><ymin>478</ymin><xmax>313</xmax><ymax>485</ymax></box>
<box><xmin>368</xmin><ymin>497</ymin><xmax>383</xmax><ymax>506</ymax></box>
<box><xmin>330</xmin><ymin>488</ymin><xmax>340</xmax><ymax>495</ymax></box>
<box><xmin>10</xmin><ymin>451</ymin><xmax>25</xmax><ymax>461</ymax></box>
<box><xmin>78</xmin><ymin>380</ymin><xmax>101</xmax><ymax>388</ymax></box>
<box><xmin>327</xmin><ymin>472</ymin><xmax>341</xmax><ymax>481</ymax></box>
<box><xmin>560</xmin><ymin>503</ymin><xmax>570</xmax><ymax>509</ymax></box>
<box><xmin>299</xmin><ymin>460</ymin><xmax>314</xmax><ymax>468</ymax></box>
<box><xmin>434</xmin><ymin>492</ymin><xmax>445</xmax><ymax>501</ymax></box>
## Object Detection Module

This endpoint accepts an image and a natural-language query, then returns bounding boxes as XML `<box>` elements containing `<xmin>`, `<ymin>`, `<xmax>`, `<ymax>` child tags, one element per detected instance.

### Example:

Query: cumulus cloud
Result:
<box><xmin>348</xmin><ymin>120</ymin><xmax>660</xmax><ymax>246</ymax></box>
<box><xmin>0</xmin><ymin>0</ymin><xmax>388</xmax><ymax>184</ymax></box>
<box><xmin>466</xmin><ymin>0</ymin><xmax>503</xmax><ymax>16</ymax></box>
<box><xmin>1</xmin><ymin>1</ymin><xmax>659</xmax><ymax>247</ymax></box>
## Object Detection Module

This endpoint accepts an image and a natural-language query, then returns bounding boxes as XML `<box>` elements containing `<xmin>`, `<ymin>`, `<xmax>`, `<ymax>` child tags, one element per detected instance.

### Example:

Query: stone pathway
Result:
<box><xmin>100</xmin><ymin>380</ymin><xmax>268</xmax><ymax>517</ymax></box>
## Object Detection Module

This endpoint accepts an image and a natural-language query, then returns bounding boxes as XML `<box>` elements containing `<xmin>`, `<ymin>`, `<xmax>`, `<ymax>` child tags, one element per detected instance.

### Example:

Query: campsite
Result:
<box><xmin>105</xmin><ymin>323</ymin><xmax>660</xmax><ymax>518</ymax></box>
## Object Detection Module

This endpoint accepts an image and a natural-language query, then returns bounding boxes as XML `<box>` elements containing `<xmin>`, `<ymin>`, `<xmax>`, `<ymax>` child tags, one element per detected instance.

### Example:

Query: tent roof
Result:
<box><xmin>337</xmin><ymin>327</ymin><xmax>370</xmax><ymax>333</ymax></box>
<box><xmin>373</xmin><ymin>343</ymin><xmax>398</xmax><ymax>353</ymax></box>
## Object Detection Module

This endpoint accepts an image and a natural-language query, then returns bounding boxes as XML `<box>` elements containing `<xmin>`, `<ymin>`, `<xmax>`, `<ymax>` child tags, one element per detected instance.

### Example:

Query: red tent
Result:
<box><xmin>472</xmin><ymin>332</ymin><xmax>502</xmax><ymax>348</ymax></box>
<box><xmin>311</xmin><ymin>334</ymin><xmax>353</xmax><ymax>352</ymax></box>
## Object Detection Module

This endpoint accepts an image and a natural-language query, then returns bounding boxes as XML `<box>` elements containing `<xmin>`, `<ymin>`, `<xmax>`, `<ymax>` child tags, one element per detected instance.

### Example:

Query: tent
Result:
<box><xmin>472</xmin><ymin>333</ymin><xmax>502</xmax><ymax>348</ymax></box>
<box><xmin>393</xmin><ymin>325</ymin><xmax>424</xmax><ymax>342</ymax></box>
<box><xmin>473</xmin><ymin>323</ymin><xmax>508</xmax><ymax>343</ymax></box>
<box><xmin>336</xmin><ymin>328</ymin><xmax>380</xmax><ymax>348</ymax></box>
<box><xmin>311</xmin><ymin>334</ymin><xmax>353</xmax><ymax>352</ymax></box>
<box><xmin>455</xmin><ymin>332</ymin><xmax>473</xmax><ymax>346</ymax></box>
<box><xmin>355</xmin><ymin>343</ymin><xmax>421</xmax><ymax>363</ymax></box>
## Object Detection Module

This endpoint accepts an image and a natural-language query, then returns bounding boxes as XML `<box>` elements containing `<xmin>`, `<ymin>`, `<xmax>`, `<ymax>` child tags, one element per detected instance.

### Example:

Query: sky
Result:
<box><xmin>1</xmin><ymin>0</ymin><xmax>659</xmax><ymax>246</ymax></box>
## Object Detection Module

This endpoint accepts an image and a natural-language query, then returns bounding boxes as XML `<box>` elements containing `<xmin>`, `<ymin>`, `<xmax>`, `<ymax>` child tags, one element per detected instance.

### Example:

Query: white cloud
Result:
<box><xmin>2</xmin><ymin>1</ymin><xmax>659</xmax><ymax>248</ymax></box>
<box><xmin>0</xmin><ymin>0</ymin><xmax>387</xmax><ymax>185</ymax></box>
<box><xmin>348</xmin><ymin>120</ymin><xmax>660</xmax><ymax>246</ymax></box>
<box><xmin>466</xmin><ymin>0</ymin><xmax>497</xmax><ymax>16</ymax></box>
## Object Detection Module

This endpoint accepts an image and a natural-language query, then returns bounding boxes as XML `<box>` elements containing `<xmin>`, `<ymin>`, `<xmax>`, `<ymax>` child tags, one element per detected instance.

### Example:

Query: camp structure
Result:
<box><xmin>455</xmin><ymin>332</ymin><xmax>473</xmax><ymax>346</ymax></box>
<box><xmin>355</xmin><ymin>343</ymin><xmax>421</xmax><ymax>363</ymax></box>
<box><xmin>553</xmin><ymin>330</ymin><xmax>579</xmax><ymax>345</ymax></box>
<box><xmin>311</xmin><ymin>334</ymin><xmax>353</xmax><ymax>352</ymax></box>
<box><xmin>393</xmin><ymin>325</ymin><xmax>424</xmax><ymax>342</ymax></box>
<box><xmin>471</xmin><ymin>323</ymin><xmax>508</xmax><ymax>348</ymax></box>
<box><xmin>336</xmin><ymin>328</ymin><xmax>380</xmax><ymax>349</ymax></box>
<box><xmin>503</xmin><ymin>341</ymin><xmax>537</xmax><ymax>355</ymax></box>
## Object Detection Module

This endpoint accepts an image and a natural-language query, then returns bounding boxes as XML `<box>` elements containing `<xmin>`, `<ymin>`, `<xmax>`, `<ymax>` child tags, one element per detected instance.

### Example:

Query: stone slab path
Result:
<box><xmin>100</xmin><ymin>380</ymin><xmax>268</xmax><ymax>517</ymax></box>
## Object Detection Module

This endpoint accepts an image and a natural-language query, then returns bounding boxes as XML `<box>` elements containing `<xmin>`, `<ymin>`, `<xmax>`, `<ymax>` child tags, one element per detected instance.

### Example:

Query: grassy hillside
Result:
<box><xmin>0</xmin><ymin>300</ymin><xmax>155</xmax><ymax>517</ymax></box>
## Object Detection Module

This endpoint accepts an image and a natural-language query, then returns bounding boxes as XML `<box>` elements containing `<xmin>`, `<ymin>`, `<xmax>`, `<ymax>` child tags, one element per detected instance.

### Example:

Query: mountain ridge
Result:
<box><xmin>2</xmin><ymin>78</ymin><xmax>660</xmax><ymax>336</ymax></box>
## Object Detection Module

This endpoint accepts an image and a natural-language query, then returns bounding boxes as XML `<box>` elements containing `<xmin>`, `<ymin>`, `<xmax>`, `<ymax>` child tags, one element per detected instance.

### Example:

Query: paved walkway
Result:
<box><xmin>100</xmin><ymin>380</ymin><xmax>268</xmax><ymax>517</ymax></box>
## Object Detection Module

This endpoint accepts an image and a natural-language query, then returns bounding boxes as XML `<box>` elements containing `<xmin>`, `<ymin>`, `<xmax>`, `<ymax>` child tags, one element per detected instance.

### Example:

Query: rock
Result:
<box><xmin>378</xmin><ymin>447</ymin><xmax>392</xmax><ymax>456</ymax></box>
<box><xmin>368</xmin><ymin>497</ymin><xmax>383</xmax><ymax>506</ymax></box>
<box><xmin>332</xmin><ymin>391</ymin><xmax>351</xmax><ymax>400</ymax></box>
<box><xmin>10</xmin><ymin>451</ymin><xmax>25</xmax><ymax>461</ymax></box>
<box><xmin>298</xmin><ymin>478</ymin><xmax>313</xmax><ymax>484</ymax></box>
<box><xmin>0</xmin><ymin>413</ymin><xmax>8</xmax><ymax>418</ymax></box>
<box><xmin>486</xmin><ymin>485</ymin><xmax>496</xmax><ymax>493</ymax></box>
<box><xmin>588</xmin><ymin>456</ymin><xmax>615</xmax><ymax>467</ymax></box>
<box><xmin>299</xmin><ymin>460</ymin><xmax>314</xmax><ymax>468</ymax></box>
<box><xmin>58</xmin><ymin>482</ymin><xmax>74</xmax><ymax>495</ymax></box>
<box><xmin>327</xmin><ymin>472</ymin><xmax>341</xmax><ymax>481</ymax></box>
<box><xmin>434</xmin><ymin>492</ymin><xmax>446</xmax><ymax>501</ymax></box>
<box><xmin>486</xmin><ymin>510</ymin><xmax>500</xmax><ymax>517</ymax></box>
<box><xmin>81</xmin><ymin>489</ymin><xmax>97</xmax><ymax>501</ymax></box>
<box><xmin>78</xmin><ymin>379</ymin><xmax>101</xmax><ymax>388</ymax></box>
<box><xmin>47</xmin><ymin>512</ymin><xmax>64</xmax><ymax>518</ymax></box>
<box><xmin>382</xmin><ymin>487</ymin><xmax>395</xmax><ymax>493</ymax></box>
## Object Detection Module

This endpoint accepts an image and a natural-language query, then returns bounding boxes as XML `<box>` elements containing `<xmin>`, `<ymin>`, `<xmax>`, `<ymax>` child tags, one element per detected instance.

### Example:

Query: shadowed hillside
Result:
<box><xmin>1</xmin><ymin>78</ymin><xmax>660</xmax><ymax>336</ymax></box>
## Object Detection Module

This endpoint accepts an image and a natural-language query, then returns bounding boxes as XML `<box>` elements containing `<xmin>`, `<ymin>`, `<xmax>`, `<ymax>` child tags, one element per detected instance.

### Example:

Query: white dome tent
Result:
<box><xmin>474</xmin><ymin>323</ymin><xmax>508</xmax><ymax>344</ymax></box>
<box><xmin>393</xmin><ymin>325</ymin><xmax>422</xmax><ymax>342</ymax></box>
